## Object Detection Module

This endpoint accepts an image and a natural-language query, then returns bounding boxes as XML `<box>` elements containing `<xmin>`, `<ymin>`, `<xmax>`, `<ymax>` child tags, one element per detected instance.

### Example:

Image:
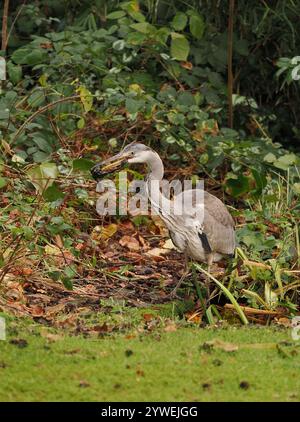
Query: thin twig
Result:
<box><xmin>6</xmin><ymin>0</ymin><xmax>27</xmax><ymax>49</ymax></box>
<box><xmin>12</xmin><ymin>95</ymin><xmax>81</xmax><ymax>143</ymax></box>
<box><xmin>227</xmin><ymin>0</ymin><xmax>235</xmax><ymax>128</ymax></box>
<box><xmin>1</xmin><ymin>0</ymin><xmax>9</xmax><ymax>51</ymax></box>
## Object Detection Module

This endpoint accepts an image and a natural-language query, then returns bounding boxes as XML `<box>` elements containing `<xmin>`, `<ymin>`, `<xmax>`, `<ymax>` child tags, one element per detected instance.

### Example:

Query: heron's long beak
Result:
<box><xmin>91</xmin><ymin>151</ymin><xmax>129</xmax><ymax>180</ymax></box>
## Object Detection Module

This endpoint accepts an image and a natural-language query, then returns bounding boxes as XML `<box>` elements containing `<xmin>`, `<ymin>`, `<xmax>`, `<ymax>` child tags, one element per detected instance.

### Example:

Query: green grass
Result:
<box><xmin>1</xmin><ymin>313</ymin><xmax>300</xmax><ymax>402</ymax></box>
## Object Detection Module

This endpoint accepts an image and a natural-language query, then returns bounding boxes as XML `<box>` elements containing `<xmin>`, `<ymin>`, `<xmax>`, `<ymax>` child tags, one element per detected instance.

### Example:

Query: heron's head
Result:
<box><xmin>91</xmin><ymin>143</ymin><xmax>153</xmax><ymax>180</ymax></box>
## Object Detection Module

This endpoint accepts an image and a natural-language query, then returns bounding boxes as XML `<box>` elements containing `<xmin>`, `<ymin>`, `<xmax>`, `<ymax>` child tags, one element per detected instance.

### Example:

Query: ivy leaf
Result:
<box><xmin>189</xmin><ymin>14</ymin><xmax>205</xmax><ymax>39</ymax></box>
<box><xmin>7</xmin><ymin>62</ymin><xmax>22</xmax><ymax>85</ymax></box>
<box><xmin>171</xmin><ymin>12</ymin><xmax>188</xmax><ymax>31</ymax></box>
<box><xmin>273</xmin><ymin>153</ymin><xmax>297</xmax><ymax>170</ymax></box>
<box><xmin>43</xmin><ymin>183</ymin><xmax>65</xmax><ymax>202</ymax></box>
<box><xmin>130</xmin><ymin>22</ymin><xmax>155</xmax><ymax>34</ymax></box>
<box><xmin>170</xmin><ymin>33</ymin><xmax>190</xmax><ymax>61</ymax></box>
<box><xmin>12</xmin><ymin>48</ymin><xmax>47</xmax><ymax>65</ymax></box>
<box><xmin>125</xmin><ymin>97</ymin><xmax>144</xmax><ymax>114</ymax></box>
<box><xmin>106</xmin><ymin>11</ymin><xmax>126</xmax><ymax>20</ymax></box>
<box><xmin>128</xmin><ymin>11</ymin><xmax>146</xmax><ymax>22</ymax></box>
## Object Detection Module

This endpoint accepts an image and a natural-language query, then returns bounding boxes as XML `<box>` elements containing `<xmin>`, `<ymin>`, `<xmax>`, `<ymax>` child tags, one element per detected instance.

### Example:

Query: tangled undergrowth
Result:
<box><xmin>1</xmin><ymin>0</ymin><xmax>300</xmax><ymax>330</ymax></box>
<box><xmin>0</xmin><ymin>137</ymin><xmax>299</xmax><ymax>330</ymax></box>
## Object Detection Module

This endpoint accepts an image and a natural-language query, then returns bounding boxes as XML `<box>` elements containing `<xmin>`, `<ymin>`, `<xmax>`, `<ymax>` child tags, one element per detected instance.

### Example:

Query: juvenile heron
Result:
<box><xmin>91</xmin><ymin>143</ymin><xmax>235</xmax><ymax>295</ymax></box>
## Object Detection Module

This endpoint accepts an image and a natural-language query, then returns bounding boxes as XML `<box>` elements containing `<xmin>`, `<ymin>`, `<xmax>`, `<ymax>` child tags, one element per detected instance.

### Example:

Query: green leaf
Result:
<box><xmin>273</xmin><ymin>153</ymin><xmax>297</xmax><ymax>170</ymax></box>
<box><xmin>32</xmin><ymin>136</ymin><xmax>53</xmax><ymax>153</ymax></box>
<box><xmin>128</xmin><ymin>11</ymin><xmax>146</xmax><ymax>22</ymax></box>
<box><xmin>189</xmin><ymin>14</ymin><xmax>205</xmax><ymax>39</ymax></box>
<box><xmin>43</xmin><ymin>183</ymin><xmax>65</xmax><ymax>202</ymax></box>
<box><xmin>106</xmin><ymin>11</ymin><xmax>126</xmax><ymax>19</ymax></box>
<box><xmin>125</xmin><ymin>98</ymin><xmax>144</xmax><ymax>114</ymax></box>
<box><xmin>62</xmin><ymin>277</ymin><xmax>73</xmax><ymax>290</ymax></box>
<box><xmin>77</xmin><ymin>117</ymin><xmax>85</xmax><ymax>129</ymax></box>
<box><xmin>26</xmin><ymin>50</ymin><xmax>46</xmax><ymax>65</ymax></box>
<box><xmin>12</xmin><ymin>47</ymin><xmax>47</xmax><ymax>65</ymax></box>
<box><xmin>27</xmin><ymin>90</ymin><xmax>46</xmax><ymax>108</ymax></box>
<box><xmin>263</xmin><ymin>152</ymin><xmax>276</xmax><ymax>163</ymax></box>
<box><xmin>170</xmin><ymin>33</ymin><xmax>190</xmax><ymax>61</ymax></box>
<box><xmin>0</xmin><ymin>177</ymin><xmax>7</xmax><ymax>189</ymax></box>
<box><xmin>171</xmin><ymin>12</ymin><xmax>188</xmax><ymax>31</ymax></box>
<box><xmin>7</xmin><ymin>62</ymin><xmax>22</xmax><ymax>85</ymax></box>
<box><xmin>251</xmin><ymin>168</ymin><xmax>267</xmax><ymax>195</ymax></box>
<box><xmin>112</xmin><ymin>40</ymin><xmax>125</xmax><ymax>51</ymax></box>
<box><xmin>127</xmin><ymin>31</ymin><xmax>147</xmax><ymax>45</ymax></box>
<box><xmin>11</xmin><ymin>48</ymin><xmax>30</xmax><ymax>64</ymax></box>
<box><xmin>177</xmin><ymin>91</ymin><xmax>195</xmax><ymax>106</ymax></box>
<box><xmin>292</xmin><ymin>183</ymin><xmax>300</xmax><ymax>194</ymax></box>
<box><xmin>27</xmin><ymin>162</ymin><xmax>58</xmax><ymax>193</ymax></box>
<box><xmin>130</xmin><ymin>22</ymin><xmax>155</xmax><ymax>34</ymax></box>
<box><xmin>72</xmin><ymin>158</ymin><xmax>94</xmax><ymax>172</ymax></box>
<box><xmin>226</xmin><ymin>174</ymin><xmax>250</xmax><ymax>197</ymax></box>
<box><xmin>77</xmin><ymin>86</ymin><xmax>93</xmax><ymax>113</ymax></box>
<box><xmin>32</xmin><ymin>151</ymin><xmax>50</xmax><ymax>163</ymax></box>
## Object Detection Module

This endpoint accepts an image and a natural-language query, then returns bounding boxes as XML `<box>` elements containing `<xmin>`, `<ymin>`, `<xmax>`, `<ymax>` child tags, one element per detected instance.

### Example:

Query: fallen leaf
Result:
<box><xmin>164</xmin><ymin>320</ymin><xmax>177</xmax><ymax>332</ymax></box>
<box><xmin>40</xmin><ymin>329</ymin><xmax>62</xmax><ymax>342</ymax></box>
<box><xmin>143</xmin><ymin>313</ymin><xmax>154</xmax><ymax>322</ymax></box>
<box><xmin>78</xmin><ymin>380</ymin><xmax>90</xmax><ymax>388</ymax></box>
<box><xmin>30</xmin><ymin>305</ymin><xmax>44</xmax><ymax>317</ymax></box>
<box><xmin>119</xmin><ymin>235</ymin><xmax>140</xmax><ymax>251</ymax></box>
<box><xmin>91</xmin><ymin>224</ymin><xmax>118</xmax><ymax>242</ymax></box>
<box><xmin>180</xmin><ymin>61</ymin><xmax>193</xmax><ymax>70</ymax></box>
<box><xmin>146</xmin><ymin>247</ymin><xmax>169</xmax><ymax>258</ymax></box>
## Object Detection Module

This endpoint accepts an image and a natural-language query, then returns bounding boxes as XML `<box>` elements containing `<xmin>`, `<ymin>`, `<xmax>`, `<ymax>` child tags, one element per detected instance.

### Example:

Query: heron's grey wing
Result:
<box><xmin>203</xmin><ymin>191</ymin><xmax>234</xmax><ymax>227</ymax></box>
<box><xmin>203</xmin><ymin>191</ymin><xmax>235</xmax><ymax>255</ymax></box>
<box><xmin>174</xmin><ymin>189</ymin><xmax>235</xmax><ymax>255</ymax></box>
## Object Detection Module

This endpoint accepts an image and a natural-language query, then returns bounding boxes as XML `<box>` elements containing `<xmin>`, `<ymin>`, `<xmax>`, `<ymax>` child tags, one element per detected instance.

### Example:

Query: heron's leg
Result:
<box><xmin>170</xmin><ymin>253</ymin><xmax>190</xmax><ymax>297</ymax></box>
<box><xmin>205</xmin><ymin>253</ymin><xmax>214</xmax><ymax>300</ymax></box>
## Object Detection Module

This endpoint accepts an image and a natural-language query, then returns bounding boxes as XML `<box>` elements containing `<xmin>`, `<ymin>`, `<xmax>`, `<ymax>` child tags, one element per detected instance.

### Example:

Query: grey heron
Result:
<box><xmin>91</xmin><ymin>143</ymin><xmax>235</xmax><ymax>296</ymax></box>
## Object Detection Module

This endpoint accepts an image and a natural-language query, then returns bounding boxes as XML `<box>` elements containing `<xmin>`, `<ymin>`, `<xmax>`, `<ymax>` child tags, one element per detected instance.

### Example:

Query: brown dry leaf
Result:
<box><xmin>119</xmin><ymin>235</ymin><xmax>140</xmax><ymax>251</ymax></box>
<box><xmin>146</xmin><ymin>247</ymin><xmax>170</xmax><ymax>259</ymax></box>
<box><xmin>143</xmin><ymin>313</ymin><xmax>154</xmax><ymax>322</ymax></box>
<box><xmin>40</xmin><ymin>329</ymin><xmax>63</xmax><ymax>342</ymax></box>
<box><xmin>119</xmin><ymin>220</ymin><xmax>134</xmax><ymax>231</ymax></box>
<box><xmin>180</xmin><ymin>61</ymin><xmax>193</xmax><ymax>70</ymax></box>
<box><xmin>22</xmin><ymin>268</ymin><xmax>33</xmax><ymax>276</ymax></box>
<box><xmin>138</xmin><ymin>234</ymin><xmax>148</xmax><ymax>249</ymax></box>
<box><xmin>186</xmin><ymin>310</ymin><xmax>202</xmax><ymax>324</ymax></box>
<box><xmin>4</xmin><ymin>280</ymin><xmax>26</xmax><ymax>303</ymax></box>
<box><xmin>275</xmin><ymin>317</ymin><xmax>291</xmax><ymax>327</ymax></box>
<box><xmin>164</xmin><ymin>320</ymin><xmax>177</xmax><ymax>332</ymax></box>
<box><xmin>150</xmin><ymin>216</ymin><xmax>168</xmax><ymax>236</ymax></box>
<box><xmin>29</xmin><ymin>305</ymin><xmax>44</xmax><ymax>317</ymax></box>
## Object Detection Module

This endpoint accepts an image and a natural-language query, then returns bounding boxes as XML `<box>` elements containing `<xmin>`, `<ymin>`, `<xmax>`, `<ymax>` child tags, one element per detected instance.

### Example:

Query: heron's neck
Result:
<box><xmin>146</xmin><ymin>151</ymin><xmax>164</xmax><ymax>181</ymax></box>
<box><xmin>145</xmin><ymin>151</ymin><xmax>171</xmax><ymax>216</ymax></box>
